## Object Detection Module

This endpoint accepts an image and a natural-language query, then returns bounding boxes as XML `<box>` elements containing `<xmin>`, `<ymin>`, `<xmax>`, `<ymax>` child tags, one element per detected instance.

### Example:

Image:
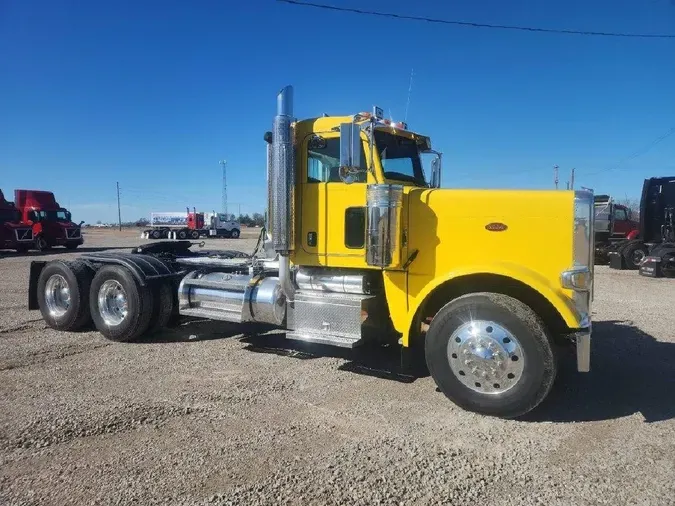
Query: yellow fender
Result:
<box><xmin>402</xmin><ymin>262</ymin><xmax>583</xmax><ymax>347</ymax></box>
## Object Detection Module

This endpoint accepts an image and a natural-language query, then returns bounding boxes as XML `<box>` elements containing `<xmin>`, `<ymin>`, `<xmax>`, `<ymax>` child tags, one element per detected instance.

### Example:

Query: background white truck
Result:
<box><xmin>141</xmin><ymin>209</ymin><xmax>241</xmax><ymax>240</ymax></box>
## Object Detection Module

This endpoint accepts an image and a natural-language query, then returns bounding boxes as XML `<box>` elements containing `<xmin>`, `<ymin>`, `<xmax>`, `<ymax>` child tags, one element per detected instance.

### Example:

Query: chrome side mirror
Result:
<box><xmin>339</xmin><ymin>122</ymin><xmax>364</xmax><ymax>184</ymax></box>
<box><xmin>430</xmin><ymin>152</ymin><xmax>442</xmax><ymax>188</ymax></box>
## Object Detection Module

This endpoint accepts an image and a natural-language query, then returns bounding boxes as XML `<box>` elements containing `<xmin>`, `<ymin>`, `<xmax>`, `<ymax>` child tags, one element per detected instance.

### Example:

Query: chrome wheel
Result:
<box><xmin>98</xmin><ymin>279</ymin><xmax>128</xmax><ymax>326</ymax></box>
<box><xmin>447</xmin><ymin>320</ymin><xmax>525</xmax><ymax>395</ymax></box>
<box><xmin>44</xmin><ymin>274</ymin><xmax>71</xmax><ymax>318</ymax></box>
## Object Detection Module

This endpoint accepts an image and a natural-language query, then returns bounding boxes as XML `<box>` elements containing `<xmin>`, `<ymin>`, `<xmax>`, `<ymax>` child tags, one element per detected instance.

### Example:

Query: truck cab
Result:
<box><xmin>594</xmin><ymin>195</ymin><xmax>639</xmax><ymax>241</ymax></box>
<box><xmin>0</xmin><ymin>189</ymin><xmax>33</xmax><ymax>252</ymax></box>
<box><xmin>14</xmin><ymin>190</ymin><xmax>83</xmax><ymax>251</ymax></box>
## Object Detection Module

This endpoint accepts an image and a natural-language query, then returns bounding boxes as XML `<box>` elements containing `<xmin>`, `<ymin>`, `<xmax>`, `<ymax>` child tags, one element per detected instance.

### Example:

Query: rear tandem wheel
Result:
<box><xmin>37</xmin><ymin>260</ymin><xmax>94</xmax><ymax>331</ymax></box>
<box><xmin>89</xmin><ymin>265</ymin><xmax>155</xmax><ymax>342</ymax></box>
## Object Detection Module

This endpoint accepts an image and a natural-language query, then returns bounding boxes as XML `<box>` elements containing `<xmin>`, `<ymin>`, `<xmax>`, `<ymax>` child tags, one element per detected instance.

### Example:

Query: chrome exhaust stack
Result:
<box><xmin>270</xmin><ymin>85</ymin><xmax>296</xmax><ymax>301</ymax></box>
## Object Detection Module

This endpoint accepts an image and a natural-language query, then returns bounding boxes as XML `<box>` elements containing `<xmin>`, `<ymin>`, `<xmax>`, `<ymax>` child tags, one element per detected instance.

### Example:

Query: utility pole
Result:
<box><xmin>554</xmin><ymin>164</ymin><xmax>559</xmax><ymax>189</ymax></box>
<box><xmin>220</xmin><ymin>160</ymin><xmax>228</xmax><ymax>218</ymax></box>
<box><xmin>116</xmin><ymin>181</ymin><xmax>122</xmax><ymax>231</ymax></box>
<box><xmin>570</xmin><ymin>168</ymin><xmax>575</xmax><ymax>190</ymax></box>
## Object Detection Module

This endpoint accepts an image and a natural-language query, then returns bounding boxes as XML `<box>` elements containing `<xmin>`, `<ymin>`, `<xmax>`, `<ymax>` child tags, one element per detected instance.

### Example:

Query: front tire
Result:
<box><xmin>37</xmin><ymin>260</ymin><xmax>94</xmax><ymax>331</ymax></box>
<box><xmin>425</xmin><ymin>292</ymin><xmax>557</xmax><ymax>419</ymax></box>
<box><xmin>230</xmin><ymin>229</ymin><xmax>240</xmax><ymax>239</ymax></box>
<box><xmin>89</xmin><ymin>265</ymin><xmax>154</xmax><ymax>342</ymax></box>
<box><xmin>621</xmin><ymin>241</ymin><xmax>648</xmax><ymax>269</ymax></box>
<box><xmin>35</xmin><ymin>235</ymin><xmax>50</xmax><ymax>251</ymax></box>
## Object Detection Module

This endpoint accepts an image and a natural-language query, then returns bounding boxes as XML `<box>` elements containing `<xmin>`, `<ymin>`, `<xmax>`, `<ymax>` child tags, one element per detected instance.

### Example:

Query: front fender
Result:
<box><xmin>402</xmin><ymin>262</ymin><xmax>582</xmax><ymax>346</ymax></box>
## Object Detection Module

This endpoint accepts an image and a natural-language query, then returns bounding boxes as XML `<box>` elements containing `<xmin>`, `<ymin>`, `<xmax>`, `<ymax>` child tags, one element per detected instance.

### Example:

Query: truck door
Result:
<box><xmin>299</xmin><ymin>131</ymin><xmax>369</xmax><ymax>268</ymax></box>
<box><xmin>612</xmin><ymin>206</ymin><xmax>630</xmax><ymax>237</ymax></box>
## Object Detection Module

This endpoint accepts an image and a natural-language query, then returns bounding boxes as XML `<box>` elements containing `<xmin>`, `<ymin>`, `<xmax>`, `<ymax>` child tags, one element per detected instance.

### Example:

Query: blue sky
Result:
<box><xmin>1</xmin><ymin>0</ymin><xmax>674</xmax><ymax>223</ymax></box>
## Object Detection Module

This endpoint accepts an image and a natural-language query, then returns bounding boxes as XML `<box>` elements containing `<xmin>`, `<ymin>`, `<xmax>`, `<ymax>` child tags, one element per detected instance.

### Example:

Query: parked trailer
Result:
<box><xmin>27</xmin><ymin>85</ymin><xmax>594</xmax><ymax>419</ymax></box>
<box><xmin>0</xmin><ymin>189</ymin><xmax>34</xmax><ymax>252</ymax></box>
<box><xmin>607</xmin><ymin>177</ymin><xmax>675</xmax><ymax>276</ymax></box>
<box><xmin>142</xmin><ymin>209</ymin><xmax>241</xmax><ymax>240</ymax></box>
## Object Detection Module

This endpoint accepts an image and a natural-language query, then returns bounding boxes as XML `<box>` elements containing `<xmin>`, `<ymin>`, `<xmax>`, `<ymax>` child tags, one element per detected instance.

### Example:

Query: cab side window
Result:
<box><xmin>307</xmin><ymin>136</ymin><xmax>367</xmax><ymax>183</ymax></box>
<box><xmin>613</xmin><ymin>208</ymin><xmax>627</xmax><ymax>221</ymax></box>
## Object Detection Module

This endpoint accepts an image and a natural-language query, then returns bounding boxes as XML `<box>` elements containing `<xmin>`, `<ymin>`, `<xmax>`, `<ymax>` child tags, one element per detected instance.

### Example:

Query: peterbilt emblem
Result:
<box><xmin>485</xmin><ymin>222</ymin><xmax>508</xmax><ymax>232</ymax></box>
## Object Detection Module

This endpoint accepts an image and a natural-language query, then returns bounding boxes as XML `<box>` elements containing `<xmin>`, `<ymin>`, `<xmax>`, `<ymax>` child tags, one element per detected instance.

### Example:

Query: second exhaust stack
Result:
<box><xmin>270</xmin><ymin>85</ymin><xmax>295</xmax><ymax>254</ymax></box>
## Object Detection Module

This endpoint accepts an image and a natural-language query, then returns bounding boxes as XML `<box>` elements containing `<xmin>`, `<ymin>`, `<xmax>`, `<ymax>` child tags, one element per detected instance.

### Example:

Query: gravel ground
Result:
<box><xmin>1</xmin><ymin>229</ymin><xmax>674</xmax><ymax>506</ymax></box>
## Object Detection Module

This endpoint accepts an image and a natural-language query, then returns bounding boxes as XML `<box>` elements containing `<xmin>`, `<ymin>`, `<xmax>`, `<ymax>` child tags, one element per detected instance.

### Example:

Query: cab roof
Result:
<box><xmin>294</xmin><ymin>112</ymin><xmax>431</xmax><ymax>148</ymax></box>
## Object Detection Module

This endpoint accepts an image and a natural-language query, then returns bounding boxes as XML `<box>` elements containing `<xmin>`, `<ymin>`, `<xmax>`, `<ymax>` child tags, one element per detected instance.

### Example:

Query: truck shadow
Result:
<box><xmin>138</xmin><ymin>319</ymin><xmax>422</xmax><ymax>384</ymax></box>
<box><xmin>524</xmin><ymin>320</ymin><xmax>675</xmax><ymax>423</ymax></box>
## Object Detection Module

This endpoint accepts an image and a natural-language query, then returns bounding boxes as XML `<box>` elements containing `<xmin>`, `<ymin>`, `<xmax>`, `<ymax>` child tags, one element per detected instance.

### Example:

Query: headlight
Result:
<box><xmin>561</xmin><ymin>190</ymin><xmax>595</xmax><ymax>322</ymax></box>
<box><xmin>573</xmin><ymin>190</ymin><xmax>594</xmax><ymax>269</ymax></box>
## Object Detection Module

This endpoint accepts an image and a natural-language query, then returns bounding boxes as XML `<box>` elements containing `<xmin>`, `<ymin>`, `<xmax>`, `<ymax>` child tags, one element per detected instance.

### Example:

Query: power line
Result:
<box><xmin>583</xmin><ymin>126</ymin><xmax>675</xmax><ymax>176</ymax></box>
<box><xmin>277</xmin><ymin>0</ymin><xmax>675</xmax><ymax>39</ymax></box>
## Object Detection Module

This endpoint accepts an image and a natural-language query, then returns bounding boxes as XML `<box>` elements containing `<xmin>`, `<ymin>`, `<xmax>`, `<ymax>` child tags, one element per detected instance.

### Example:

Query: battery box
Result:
<box><xmin>608</xmin><ymin>251</ymin><xmax>626</xmax><ymax>270</ymax></box>
<box><xmin>639</xmin><ymin>256</ymin><xmax>664</xmax><ymax>278</ymax></box>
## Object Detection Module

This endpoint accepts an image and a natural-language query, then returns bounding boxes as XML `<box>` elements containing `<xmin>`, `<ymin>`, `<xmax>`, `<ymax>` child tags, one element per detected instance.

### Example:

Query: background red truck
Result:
<box><xmin>0</xmin><ymin>189</ymin><xmax>34</xmax><ymax>252</ymax></box>
<box><xmin>14</xmin><ymin>189</ymin><xmax>84</xmax><ymax>251</ymax></box>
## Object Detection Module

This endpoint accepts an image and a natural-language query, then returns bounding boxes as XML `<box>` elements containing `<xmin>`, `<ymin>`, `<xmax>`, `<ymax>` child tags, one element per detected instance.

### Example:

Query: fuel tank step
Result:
<box><xmin>286</xmin><ymin>290</ymin><xmax>377</xmax><ymax>348</ymax></box>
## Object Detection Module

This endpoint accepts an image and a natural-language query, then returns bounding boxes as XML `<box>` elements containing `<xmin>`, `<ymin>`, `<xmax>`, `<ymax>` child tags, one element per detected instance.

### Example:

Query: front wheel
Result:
<box><xmin>230</xmin><ymin>228</ymin><xmax>240</xmax><ymax>239</ymax></box>
<box><xmin>190</xmin><ymin>230</ymin><xmax>200</xmax><ymax>240</ymax></box>
<box><xmin>35</xmin><ymin>235</ymin><xmax>50</xmax><ymax>251</ymax></box>
<box><xmin>425</xmin><ymin>292</ymin><xmax>557</xmax><ymax>419</ymax></box>
<box><xmin>622</xmin><ymin>241</ymin><xmax>648</xmax><ymax>269</ymax></box>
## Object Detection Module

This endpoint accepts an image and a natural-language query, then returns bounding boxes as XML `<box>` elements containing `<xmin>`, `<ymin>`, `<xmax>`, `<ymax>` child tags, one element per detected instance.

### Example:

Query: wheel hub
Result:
<box><xmin>45</xmin><ymin>274</ymin><xmax>71</xmax><ymax>317</ymax></box>
<box><xmin>98</xmin><ymin>280</ymin><xmax>128</xmax><ymax>326</ymax></box>
<box><xmin>447</xmin><ymin>320</ymin><xmax>525</xmax><ymax>395</ymax></box>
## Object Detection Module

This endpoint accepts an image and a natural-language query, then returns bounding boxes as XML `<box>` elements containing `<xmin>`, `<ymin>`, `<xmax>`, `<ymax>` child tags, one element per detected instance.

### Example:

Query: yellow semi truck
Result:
<box><xmin>27</xmin><ymin>85</ymin><xmax>593</xmax><ymax>418</ymax></box>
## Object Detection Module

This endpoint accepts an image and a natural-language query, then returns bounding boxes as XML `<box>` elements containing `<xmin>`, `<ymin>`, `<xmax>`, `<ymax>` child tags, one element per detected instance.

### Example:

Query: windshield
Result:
<box><xmin>374</xmin><ymin>130</ymin><xmax>426</xmax><ymax>186</ymax></box>
<box><xmin>0</xmin><ymin>209</ymin><xmax>20</xmax><ymax>222</ymax></box>
<box><xmin>38</xmin><ymin>209</ymin><xmax>70</xmax><ymax>222</ymax></box>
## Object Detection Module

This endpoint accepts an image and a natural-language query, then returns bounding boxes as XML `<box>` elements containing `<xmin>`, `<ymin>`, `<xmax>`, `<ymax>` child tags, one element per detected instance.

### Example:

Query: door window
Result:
<box><xmin>307</xmin><ymin>136</ymin><xmax>367</xmax><ymax>183</ymax></box>
<box><xmin>613</xmin><ymin>208</ymin><xmax>627</xmax><ymax>221</ymax></box>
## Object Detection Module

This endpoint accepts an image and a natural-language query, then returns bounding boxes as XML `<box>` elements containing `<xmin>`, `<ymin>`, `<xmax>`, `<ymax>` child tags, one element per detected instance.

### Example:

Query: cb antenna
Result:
<box><xmin>404</xmin><ymin>68</ymin><xmax>414</xmax><ymax>123</ymax></box>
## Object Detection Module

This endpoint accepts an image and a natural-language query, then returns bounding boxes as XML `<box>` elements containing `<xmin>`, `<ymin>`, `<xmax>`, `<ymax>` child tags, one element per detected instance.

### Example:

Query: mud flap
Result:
<box><xmin>28</xmin><ymin>261</ymin><xmax>47</xmax><ymax>310</ymax></box>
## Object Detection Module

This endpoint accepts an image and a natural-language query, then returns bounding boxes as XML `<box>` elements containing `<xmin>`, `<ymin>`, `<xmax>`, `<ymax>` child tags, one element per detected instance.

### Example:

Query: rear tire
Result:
<box><xmin>146</xmin><ymin>281</ymin><xmax>174</xmax><ymax>334</ymax></box>
<box><xmin>37</xmin><ymin>260</ymin><xmax>94</xmax><ymax>331</ymax></box>
<box><xmin>89</xmin><ymin>265</ymin><xmax>154</xmax><ymax>342</ymax></box>
<box><xmin>658</xmin><ymin>248</ymin><xmax>675</xmax><ymax>278</ymax></box>
<box><xmin>151</xmin><ymin>230</ymin><xmax>161</xmax><ymax>239</ymax></box>
<box><xmin>425</xmin><ymin>292</ymin><xmax>557</xmax><ymax>419</ymax></box>
<box><xmin>178</xmin><ymin>230</ymin><xmax>187</xmax><ymax>240</ymax></box>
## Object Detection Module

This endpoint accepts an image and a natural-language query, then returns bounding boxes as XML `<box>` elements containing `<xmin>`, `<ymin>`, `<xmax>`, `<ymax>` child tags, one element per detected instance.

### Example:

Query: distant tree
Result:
<box><xmin>96</xmin><ymin>220</ymin><xmax>102</xmax><ymax>225</ymax></box>
<box><xmin>252</xmin><ymin>213</ymin><xmax>265</xmax><ymax>227</ymax></box>
<box><xmin>237</xmin><ymin>213</ymin><xmax>253</xmax><ymax>226</ymax></box>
